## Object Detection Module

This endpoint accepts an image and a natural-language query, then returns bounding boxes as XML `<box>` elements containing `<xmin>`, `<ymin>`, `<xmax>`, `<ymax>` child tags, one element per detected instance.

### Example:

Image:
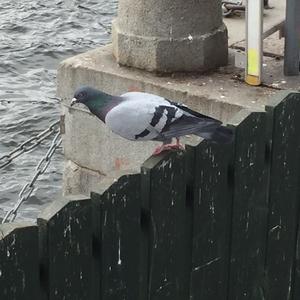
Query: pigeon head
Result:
<box><xmin>70</xmin><ymin>86</ymin><xmax>123</xmax><ymax>121</ymax></box>
<box><xmin>70</xmin><ymin>86</ymin><xmax>102</xmax><ymax>107</ymax></box>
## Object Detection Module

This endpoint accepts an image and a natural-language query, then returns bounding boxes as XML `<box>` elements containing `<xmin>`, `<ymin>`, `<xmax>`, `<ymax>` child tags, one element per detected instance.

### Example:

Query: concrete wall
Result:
<box><xmin>57</xmin><ymin>45</ymin><xmax>249</xmax><ymax>196</ymax></box>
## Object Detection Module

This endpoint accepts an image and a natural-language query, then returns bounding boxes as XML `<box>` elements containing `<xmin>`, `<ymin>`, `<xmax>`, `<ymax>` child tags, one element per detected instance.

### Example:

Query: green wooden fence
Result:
<box><xmin>1</xmin><ymin>91</ymin><xmax>300</xmax><ymax>300</ymax></box>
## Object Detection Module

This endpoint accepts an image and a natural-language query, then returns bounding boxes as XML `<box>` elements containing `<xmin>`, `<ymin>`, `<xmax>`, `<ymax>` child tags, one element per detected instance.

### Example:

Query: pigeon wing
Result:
<box><xmin>158</xmin><ymin>99</ymin><xmax>233</xmax><ymax>143</ymax></box>
<box><xmin>105</xmin><ymin>95</ymin><xmax>183</xmax><ymax>141</ymax></box>
<box><xmin>167</xmin><ymin>99</ymin><xmax>221</xmax><ymax>122</ymax></box>
<box><xmin>157</xmin><ymin>114</ymin><xmax>223</xmax><ymax>140</ymax></box>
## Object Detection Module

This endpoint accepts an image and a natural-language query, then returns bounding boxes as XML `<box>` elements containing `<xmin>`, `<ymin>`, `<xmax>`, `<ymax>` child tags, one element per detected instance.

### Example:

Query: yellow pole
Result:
<box><xmin>245</xmin><ymin>0</ymin><xmax>263</xmax><ymax>86</ymax></box>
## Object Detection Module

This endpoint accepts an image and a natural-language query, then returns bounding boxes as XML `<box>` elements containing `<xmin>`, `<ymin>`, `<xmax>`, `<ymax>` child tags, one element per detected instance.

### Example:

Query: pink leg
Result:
<box><xmin>152</xmin><ymin>138</ymin><xmax>185</xmax><ymax>155</ymax></box>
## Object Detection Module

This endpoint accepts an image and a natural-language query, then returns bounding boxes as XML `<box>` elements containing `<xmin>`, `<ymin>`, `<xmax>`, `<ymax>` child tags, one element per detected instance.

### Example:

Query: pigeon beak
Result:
<box><xmin>70</xmin><ymin>97</ymin><xmax>78</xmax><ymax>107</ymax></box>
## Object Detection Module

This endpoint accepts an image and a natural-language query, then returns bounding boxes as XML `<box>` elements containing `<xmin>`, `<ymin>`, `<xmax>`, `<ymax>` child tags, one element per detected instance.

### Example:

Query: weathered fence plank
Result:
<box><xmin>38</xmin><ymin>195</ymin><xmax>92</xmax><ymax>300</ymax></box>
<box><xmin>92</xmin><ymin>174</ymin><xmax>141</xmax><ymax>300</ymax></box>
<box><xmin>140</xmin><ymin>162</ymin><xmax>152</xmax><ymax>300</ymax></box>
<box><xmin>190</xmin><ymin>138</ymin><xmax>234</xmax><ymax>300</ymax></box>
<box><xmin>265</xmin><ymin>92</ymin><xmax>300</xmax><ymax>300</ymax></box>
<box><xmin>0</xmin><ymin>223</ymin><xmax>39</xmax><ymax>300</ymax></box>
<box><xmin>228</xmin><ymin>109</ymin><xmax>270</xmax><ymax>300</ymax></box>
<box><xmin>294</xmin><ymin>223</ymin><xmax>300</xmax><ymax>300</ymax></box>
<box><xmin>142</xmin><ymin>151</ymin><xmax>192</xmax><ymax>300</ymax></box>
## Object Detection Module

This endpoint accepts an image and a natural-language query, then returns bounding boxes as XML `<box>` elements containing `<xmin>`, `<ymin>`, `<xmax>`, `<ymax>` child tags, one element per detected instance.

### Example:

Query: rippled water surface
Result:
<box><xmin>0</xmin><ymin>0</ymin><xmax>117</xmax><ymax>220</ymax></box>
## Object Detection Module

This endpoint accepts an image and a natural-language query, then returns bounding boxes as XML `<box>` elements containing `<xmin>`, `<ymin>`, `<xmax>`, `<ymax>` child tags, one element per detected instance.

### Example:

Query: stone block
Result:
<box><xmin>112</xmin><ymin>21</ymin><xmax>228</xmax><ymax>73</ymax></box>
<box><xmin>112</xmin><ymin>0</ymin><xmax>228</xmax><ymax>72</ymax></box>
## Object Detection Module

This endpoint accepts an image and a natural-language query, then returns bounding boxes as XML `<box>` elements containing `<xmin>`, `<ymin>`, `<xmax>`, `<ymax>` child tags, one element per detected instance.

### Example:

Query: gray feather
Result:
<box><xmin>155</xmin><ymin>114</ymin><xmax>222</xmax><ymax>141</ymax></box>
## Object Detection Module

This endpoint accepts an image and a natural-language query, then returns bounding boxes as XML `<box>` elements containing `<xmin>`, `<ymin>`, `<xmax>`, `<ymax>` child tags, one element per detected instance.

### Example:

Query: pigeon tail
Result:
<box><xmin>199</xmin><ymin>126</ymin><xmax>233</xmax><ymax>144</ymax></box>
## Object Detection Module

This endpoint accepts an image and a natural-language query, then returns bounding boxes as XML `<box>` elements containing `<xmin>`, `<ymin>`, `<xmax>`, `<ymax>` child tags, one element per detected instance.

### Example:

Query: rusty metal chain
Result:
<box><xmin>0</xmin><ymin>120</ymin><xmax>60</xmax><ymax>169</ymax></box>
<box><xmin>1</xmin><ymin>132</ymin><xmax>62</xmax><ymax>224</ymax></box>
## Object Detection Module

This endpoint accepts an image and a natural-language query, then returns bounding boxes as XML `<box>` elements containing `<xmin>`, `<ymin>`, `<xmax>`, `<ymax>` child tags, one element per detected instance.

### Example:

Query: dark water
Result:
<box><xmin>0</xmin><ymin>0</ymin><xmax>117</xmax><ymax>221</ymax></box>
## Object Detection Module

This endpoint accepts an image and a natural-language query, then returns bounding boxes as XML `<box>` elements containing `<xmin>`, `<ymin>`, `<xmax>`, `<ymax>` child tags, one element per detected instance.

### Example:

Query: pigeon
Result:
<box><xmin>70</xmin><ymin>86</ymin><xmax>233</xmax><ymax>155</ymax></box>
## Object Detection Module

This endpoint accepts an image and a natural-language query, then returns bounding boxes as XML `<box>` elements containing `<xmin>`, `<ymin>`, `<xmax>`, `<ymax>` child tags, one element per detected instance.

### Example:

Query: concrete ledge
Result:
<box><xmin>58</xmin><ymin>45</ymin><xmax>275</xmax><ymax>115</ymax></box>
<box><xmin>57</xmin><ymin>44</ymin><xmax>277</xmax><ymax>196</ymax></box>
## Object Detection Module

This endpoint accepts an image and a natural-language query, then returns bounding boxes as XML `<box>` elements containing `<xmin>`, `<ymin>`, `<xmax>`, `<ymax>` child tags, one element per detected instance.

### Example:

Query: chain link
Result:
<box><xmin>1</xmin><ymin>132</ymin><xmax>62</xmax><ymax>224</ymax></box>
<box><xmin>0</xmin><ymin>120</ymin><xmax>60</xmax><ymax>169</ymax></box>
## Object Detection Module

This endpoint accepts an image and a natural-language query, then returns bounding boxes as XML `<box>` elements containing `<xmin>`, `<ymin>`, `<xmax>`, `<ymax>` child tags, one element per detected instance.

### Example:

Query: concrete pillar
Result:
<box><xmin>112</xmin><ymin>0</ymin><xmax>228</xmax><ymax>73</ymax></box>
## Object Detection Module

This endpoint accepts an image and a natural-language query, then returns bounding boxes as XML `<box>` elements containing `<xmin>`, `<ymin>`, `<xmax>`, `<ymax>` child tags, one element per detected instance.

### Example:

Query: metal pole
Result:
<box><xmin>284</xmin><ymin>0</ymin><xmax>300</xmax><ymax>76</ymax></box>
<box><xmin>245</xmin><ymin>0</ymin><xmax>263</xmax><ymax>86</ymax></box>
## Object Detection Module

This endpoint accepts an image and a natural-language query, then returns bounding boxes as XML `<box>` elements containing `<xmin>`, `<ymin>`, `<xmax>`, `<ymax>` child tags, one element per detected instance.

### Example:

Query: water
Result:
<box><xmin>0</xmin><ymin>0</ymin><xmax>117</xmax><ymax>221</ymax></box>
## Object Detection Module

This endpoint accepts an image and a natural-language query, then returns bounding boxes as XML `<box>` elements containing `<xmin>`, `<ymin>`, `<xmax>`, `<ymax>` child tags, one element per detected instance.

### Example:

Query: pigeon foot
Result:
<box><xmin>152</xmin><ymin>143</ymin><xmax>185</xmax><ymax>156</ymax></box>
